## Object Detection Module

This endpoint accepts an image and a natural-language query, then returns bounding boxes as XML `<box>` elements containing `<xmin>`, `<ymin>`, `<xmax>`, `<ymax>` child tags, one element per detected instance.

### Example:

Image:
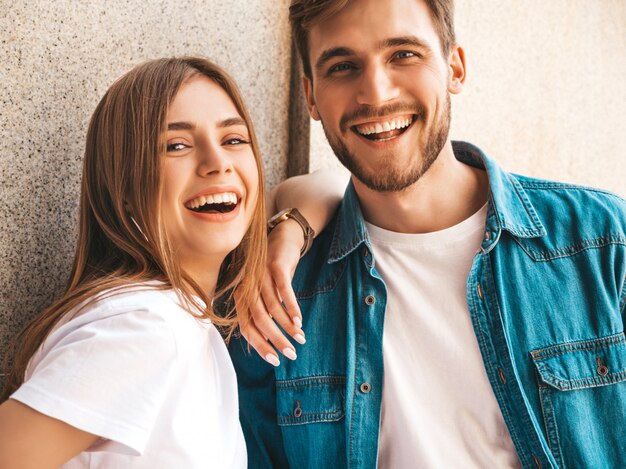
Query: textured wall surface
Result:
<box><xmin>0</xmin><ymin>0</ymin><xmax>291</xmax><ymax>364</ymax></box>
<box><xmin>310</xmin><ymin>1</ymin><xmax>626</xmax><ymax>199</ymax></box>
<box><xmin>1</xmin><ymin>1</ymin><xmax>624</xmax><ymax>378</ymax></box>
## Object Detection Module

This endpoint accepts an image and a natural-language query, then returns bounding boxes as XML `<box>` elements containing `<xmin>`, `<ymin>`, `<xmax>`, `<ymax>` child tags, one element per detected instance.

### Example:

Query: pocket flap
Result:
<box><xmin>276</xmin><ymin>375</ymin><xmax>345</xmax><ymax>426</ymax></box>
<box><xmin>531</xmin><ymin>333</ymin><xmax>626</xmax><ymax>391</ymax></box>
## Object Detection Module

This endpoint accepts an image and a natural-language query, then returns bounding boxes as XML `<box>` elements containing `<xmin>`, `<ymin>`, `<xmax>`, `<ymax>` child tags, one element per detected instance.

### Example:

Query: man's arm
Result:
<box><xmin>243</xmin><ymin>169</ymin><xmax>349</xmax><ymax>364</ymax></box>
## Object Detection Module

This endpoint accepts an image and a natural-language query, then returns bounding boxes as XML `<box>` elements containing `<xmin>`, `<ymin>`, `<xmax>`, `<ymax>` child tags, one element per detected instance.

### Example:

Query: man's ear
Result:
<box><xmin>447</xmin><ymin>44</ymin><xmax>466</xmax><ymax>95</ymax></box>
<box><xmin>302</xmin><ymin>75</ymin><xmax>321</xmax><ymax>121</ymax></box>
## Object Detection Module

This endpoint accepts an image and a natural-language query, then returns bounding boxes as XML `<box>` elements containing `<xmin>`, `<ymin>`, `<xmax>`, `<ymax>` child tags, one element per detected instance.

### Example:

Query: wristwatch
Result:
<box><xmin>267</xmin><ymin>208</ymin><xmax>316</xmax><ymax>257</ymax></box>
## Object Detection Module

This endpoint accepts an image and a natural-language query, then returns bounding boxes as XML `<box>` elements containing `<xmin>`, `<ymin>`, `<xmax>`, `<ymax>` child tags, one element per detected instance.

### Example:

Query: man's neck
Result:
<box><xmin>353</xmin><ymin>142</ymin><xmax>490</xmax><ymax>234</ymax></box>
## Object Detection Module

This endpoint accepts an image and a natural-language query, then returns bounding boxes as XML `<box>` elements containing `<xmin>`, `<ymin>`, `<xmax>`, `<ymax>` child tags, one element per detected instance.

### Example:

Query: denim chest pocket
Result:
<box><xmin>276</xmin><ymin>375</ymin><xmax>346</xmax><ymax>426</ymax></box>
<box><xmin>531</xmin><ymin>333</ymin><xmax>626</xmax><ymax>468</ymax></box>
<box><xmin>275</xmin><ymin>376</ymin><xmax>347</xmax><ymax>469</ymax></box>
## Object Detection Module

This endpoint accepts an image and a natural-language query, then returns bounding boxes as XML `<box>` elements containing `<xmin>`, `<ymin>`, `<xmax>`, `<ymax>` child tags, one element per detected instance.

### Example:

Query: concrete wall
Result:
<box><xmin>0</xmin><ymin>0</ymin><xmax>293</xmax><ymax>365</ymax></box>
<box><xmin>311</xmin><ymin>1</ymin><xmax>626</xmax><ymax>200</ymax></box>
<box><xmin>1</xmin><ymin>1</ymin><xmax>624</xmax><ymax>375</ymax></box>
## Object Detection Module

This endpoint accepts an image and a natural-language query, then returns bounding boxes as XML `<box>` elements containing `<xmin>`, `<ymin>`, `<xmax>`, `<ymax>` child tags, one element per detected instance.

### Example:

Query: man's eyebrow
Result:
<box><xmin>380</xmin><ymin>35</ymin><xmax>432</xmax><ymax>51</ymax></box>
<box><xmin>315</xmin><ymin>47</ymin><xmax>355</xmax><ymax>73</ymax></box>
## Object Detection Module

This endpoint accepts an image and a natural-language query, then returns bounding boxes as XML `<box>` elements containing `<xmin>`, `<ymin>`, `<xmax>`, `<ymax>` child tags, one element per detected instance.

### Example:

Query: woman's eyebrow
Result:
<box><xmin>167</xmin><ymin>121</ymin><xmax>195</xmax><ymax>131</ymax></box>
<box><xmin>218</xmin><ymin>117</ymin><xmax>246</xmax><ymax>128</ymax></box>
<box><xmin>166</xmin><ymin>117</ymin><xmax>246</xmax><ymax>131</ymax></box>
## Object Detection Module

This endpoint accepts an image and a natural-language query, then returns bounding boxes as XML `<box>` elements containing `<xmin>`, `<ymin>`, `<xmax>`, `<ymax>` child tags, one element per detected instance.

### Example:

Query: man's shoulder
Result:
<box><xmin>513</xmin><ymin>173</ymin><xmax>626</xmax><ymax>227</ymax></box>
<box><xmin>506</xmin><ymin>173</ymin><xmax>626</xmax><ymax>256</ymax></box>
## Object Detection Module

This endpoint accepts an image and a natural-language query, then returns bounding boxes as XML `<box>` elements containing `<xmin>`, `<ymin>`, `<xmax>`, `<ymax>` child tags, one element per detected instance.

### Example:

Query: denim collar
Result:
<box><xmin>327</xmin><ymin>140</ymin><xmax>546</xmax><ymax>263</ymax></box>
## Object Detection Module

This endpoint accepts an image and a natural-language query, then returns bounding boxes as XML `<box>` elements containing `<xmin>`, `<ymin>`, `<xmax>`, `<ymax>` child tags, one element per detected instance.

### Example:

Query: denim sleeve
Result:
<box><xmin>228</xmin><ymin>337</ymin><xmax>290</xmax><ymax>468</ymax></box>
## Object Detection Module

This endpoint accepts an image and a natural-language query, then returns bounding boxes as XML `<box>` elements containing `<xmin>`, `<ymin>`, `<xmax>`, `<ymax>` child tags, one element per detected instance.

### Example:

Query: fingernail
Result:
<box><xmin>265</xmin><ymin>354</ymin><xmax>280</xmax><ymax>367</ymax></box>
<box><xmin>294</xmin><ymin>333</ymin><xmax>306</xmax><ymax>345</ymax></box>
<box><xmin>282</xmin><ymin>348</ymin><xmax>297</xmax><ymax>360</ymax></box>
<box><xmin>292</xmin><ymin>316</ymin><xmax>302</xmax><ymax>328</ymax></box>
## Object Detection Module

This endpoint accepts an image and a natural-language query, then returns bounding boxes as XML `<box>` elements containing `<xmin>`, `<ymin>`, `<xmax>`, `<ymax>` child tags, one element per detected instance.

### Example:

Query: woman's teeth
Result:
<box><xmin>185</xmin><ymin>192</ymin><xmax>238</xmax><ymax>212</ymax></box>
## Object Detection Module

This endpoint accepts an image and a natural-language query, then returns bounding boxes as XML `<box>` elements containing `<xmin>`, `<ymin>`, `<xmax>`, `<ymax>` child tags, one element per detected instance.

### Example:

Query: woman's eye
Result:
<box><xmin>224</xmin><ymin>137</ymin><xmax>249</xmax><ymax>146</ymax></box>
<box><xmin>166</xmin><ymin>142</ymin><xmax>189</xmax><ymax>152</ymax></box>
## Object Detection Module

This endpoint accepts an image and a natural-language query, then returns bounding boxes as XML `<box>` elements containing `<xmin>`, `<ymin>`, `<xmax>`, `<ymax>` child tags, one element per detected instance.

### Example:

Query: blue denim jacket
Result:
<box><xmin>230</xmin><ymin>141</ymin><xmax>626</xmax><ymax>469</ymax></box>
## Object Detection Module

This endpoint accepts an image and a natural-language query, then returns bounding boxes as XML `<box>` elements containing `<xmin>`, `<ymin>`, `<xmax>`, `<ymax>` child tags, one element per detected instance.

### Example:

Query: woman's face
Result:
<box><xmin>160</xmin><ymin>75</ymin><xmax>259</xmax><ymax>282</ymax></box>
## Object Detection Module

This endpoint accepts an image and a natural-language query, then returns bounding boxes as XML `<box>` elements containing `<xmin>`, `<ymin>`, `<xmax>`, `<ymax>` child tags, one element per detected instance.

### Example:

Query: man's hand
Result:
<box><xmin>240</xmin><ymin>219</ymin><xmax>306</xmax><ymax>366</ymax></box>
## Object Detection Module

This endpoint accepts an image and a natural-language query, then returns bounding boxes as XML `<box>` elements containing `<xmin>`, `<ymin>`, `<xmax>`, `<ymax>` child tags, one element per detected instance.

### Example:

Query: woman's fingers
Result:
<box><xmin>259</xmin><ymin>273</ymin><xmax>305</xmax><ymax>344</ymax></box>
<box><xmin>242</xmin><ymin>284</ymin><xmax>304</xmax><ymax>364</ymax></box>
<box><xmin>240</xmin><ymin>319</ymin><xmax>281</xmax><ymax>367</ymax></box>
<box><xmin>267</xmin><ymin>255</ymin><xmax>302</xmax><ymax>328</ymax></box>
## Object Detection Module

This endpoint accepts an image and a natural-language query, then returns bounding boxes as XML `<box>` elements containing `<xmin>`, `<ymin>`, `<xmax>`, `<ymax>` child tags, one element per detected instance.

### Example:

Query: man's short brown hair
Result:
<box><xmin>289</xmin><ymin>0</ymin><xmax>456</xmax><ymax>79</ymax></box>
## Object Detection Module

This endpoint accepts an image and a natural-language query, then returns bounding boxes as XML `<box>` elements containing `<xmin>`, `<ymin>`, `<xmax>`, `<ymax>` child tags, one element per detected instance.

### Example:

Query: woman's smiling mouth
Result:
<box><xmin>184</xmin><ymin>191</ymin><xmax>240</xmax><ymax>214</ymax></box>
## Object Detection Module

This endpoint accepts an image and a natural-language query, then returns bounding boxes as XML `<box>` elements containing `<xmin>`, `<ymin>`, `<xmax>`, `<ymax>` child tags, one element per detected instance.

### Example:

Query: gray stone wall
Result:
<box><xmin>1</xmin><ymin>1</ymin><xmax>624</xmax><ymax>383</ymax></box>
<box><xmin>0</xmin><ymin>0</ymin><xmax>295</xmax><ymax>371</ymax></box>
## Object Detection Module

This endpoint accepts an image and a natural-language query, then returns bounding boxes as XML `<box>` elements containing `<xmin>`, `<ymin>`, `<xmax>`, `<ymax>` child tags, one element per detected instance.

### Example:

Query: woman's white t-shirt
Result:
<box><xmin>11</xmin><ymin>285</ymin><xmax>246</xmax><ymax>468</ymax></box>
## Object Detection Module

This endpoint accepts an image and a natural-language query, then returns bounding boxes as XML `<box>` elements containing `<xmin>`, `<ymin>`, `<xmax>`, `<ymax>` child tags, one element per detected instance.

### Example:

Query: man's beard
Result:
<box><xmin>321</xmin><ymin>95</ymin><xmax>451</xmax><ymax>192</ymax></box>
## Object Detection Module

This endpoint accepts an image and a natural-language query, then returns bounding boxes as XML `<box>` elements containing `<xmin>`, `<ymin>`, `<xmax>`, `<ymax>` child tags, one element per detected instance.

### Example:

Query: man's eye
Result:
<box><xmin>328</xmin><ymin>62</ymin><xmax>354</xmax><ymax>75</ymax></box>
<box><xmin>166</xmin><ymin>142</ymin><xmax>189</xmax><ymax>152</ymax></box>
<box><xmin>224</xmin><ymin>138</ymin><xmax>249</xmax><ymax>146</ymax></box>
<box><xmin>395</xmin><ymin>51</ymin><xmax>416</xmax><ymax>59</ymax></box>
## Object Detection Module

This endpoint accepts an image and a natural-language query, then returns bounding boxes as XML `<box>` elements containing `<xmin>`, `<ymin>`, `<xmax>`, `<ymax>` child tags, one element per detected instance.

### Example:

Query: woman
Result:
<box><xmin>0</xmin><ymin>56</ymin><xmax>305</xmax><ymax>468</ymax></box>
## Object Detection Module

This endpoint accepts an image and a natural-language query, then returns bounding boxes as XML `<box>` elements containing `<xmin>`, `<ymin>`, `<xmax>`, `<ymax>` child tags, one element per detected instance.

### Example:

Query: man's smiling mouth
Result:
<box><xmin>352</xmin><ymin>115</ymin><xmax>415</xmax><ymax>142</ymax></box>
<box><xmin>184</xmin><ymin>192</ymin><xmax>239</xmax><ymax>214</ymax></box>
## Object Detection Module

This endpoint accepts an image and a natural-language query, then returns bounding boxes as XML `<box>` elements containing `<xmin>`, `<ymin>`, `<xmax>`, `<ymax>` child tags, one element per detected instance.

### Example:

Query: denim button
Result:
<box><xmin>360</xmin><ymin>383</ymin><xmax>371</xmax><ymax>393</ymax></box>
<box><xmin>597</xmin><ymin>358</ymin><xmax>609</xmax><ymax>376</ymax></box>
<box><xmin>485</xmin><ymin>231</ymin><xmax>491</xmax><ymax>241</ymax></box>
<box><xmin>365</xmin><ymin>295</ymin><xmax>376</xmax><ymax>306</ymax></box>
<box><xmin>293</xmin><ymin>400</ymin><xmax>302</xmax><ymax>418</ymax></box>
<box><xmin>477</xmin><ymin>283</ymin><xmax>484</xmax><ymax>300</ymax></box>
<box><xmin>498</xmin><ymin>367</ymin><xmax>507</xmax><ymax>385</ymax></box>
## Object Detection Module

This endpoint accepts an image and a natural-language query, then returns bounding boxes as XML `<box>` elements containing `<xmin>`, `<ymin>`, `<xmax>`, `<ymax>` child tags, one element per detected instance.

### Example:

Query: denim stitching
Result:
<box><xmin>468</xmin><ymin>257</ymin><xmax>529</xmax><ymax>467</ymax></box>
<box><xmin>531</xmin><ymin>333</ymin><xmax>626</xmax><ymax>360</ymax></box>
<box><xmin>513</xmin><ymin>235</ymin><xmax>626</xmax><ymax>262</ymax></box>
<box><xmin>278</xmin><ymin>410</ymin><xmax>344</xmax><ymax>425</ymax></box>
<box><xmin>518</xmin><ymin>180</ymin><xmax>626</xmax><ymax>203</ymax></box>
<box><xmin>294</xmin><ymin>259</ymin><xmax>347</xmax><ymax>299</ymax></box>
<box><xmin>537</xmin><ymin>383</ymin><xmax>564</xmax><ymax>466</ymax></box>
<box><xmin>276</xmin><ymin>376</ymin><xmax>346</xmax><ymax>389</ymax></box>
<box><xmin>509</xmin><ymin>176</ymin><xmax>544</xmax><ymax>233</ymax></box>
<box><xmin>537</xmin><ymin>369</ymin><xmax>626</xmax><ymax>391</ymax></box>
<box><xmin>619</xmin><ymin>275</ymin><xmax>626</xmax><ymax>315</ymax></box>
<box><xmin>348</xmin><ymin>282</ymin><xmax>363</xmax><ymax>469</ymax></box>
<box><xmin>482</xmin><ymin>256</ymin><xmax>542</xmax><ymax>466</ymax></box>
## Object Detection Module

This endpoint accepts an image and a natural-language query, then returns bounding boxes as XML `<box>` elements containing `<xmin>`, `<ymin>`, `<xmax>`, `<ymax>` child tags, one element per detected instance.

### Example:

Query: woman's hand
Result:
<box><xmin>240</xmin><ymin>168</ymin><xmax>349</xmax><ymax>365</ymax></box>
<box><xmin>240</xmin><ymin>219</ymin><xmax>305</xmax><ymax>366</ymax></box>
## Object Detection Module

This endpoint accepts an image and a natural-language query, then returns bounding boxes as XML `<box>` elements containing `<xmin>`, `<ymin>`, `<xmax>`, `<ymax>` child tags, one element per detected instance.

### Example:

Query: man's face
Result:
<box><xmin>304</xmin><ymin>0</ymin><xmax>462</xmax><ymax>192</ymax></box>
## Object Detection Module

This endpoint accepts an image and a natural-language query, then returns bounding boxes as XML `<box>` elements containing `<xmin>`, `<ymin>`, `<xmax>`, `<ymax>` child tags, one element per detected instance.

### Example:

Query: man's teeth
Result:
<box><xmin>185</xmin><ymin>192</ymin><xmax>238</xmax><ymax>209</ymax></box>
<box><xmin>356</xmin><ymin>116</ymin><xmax>413</xmax><ymax>136</ymax></box>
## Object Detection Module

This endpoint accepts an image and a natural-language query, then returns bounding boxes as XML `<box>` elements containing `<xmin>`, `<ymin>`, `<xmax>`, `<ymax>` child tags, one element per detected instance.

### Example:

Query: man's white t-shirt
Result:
<box><xmin>368</xmin><ymin>205</ymin><xmax>522</xmax><ymax>468</ymax></box>
<box><xmin>11</xmin><ymin>284</ymin><xmax>246</xmax><ymax>468</ymax></box>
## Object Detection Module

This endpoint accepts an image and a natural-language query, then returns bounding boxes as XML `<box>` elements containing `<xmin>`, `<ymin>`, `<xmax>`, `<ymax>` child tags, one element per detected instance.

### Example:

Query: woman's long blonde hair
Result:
<box><xmin>1</xmin><ymin>57</ymin><xmax>266</xmax><ymax>401</ymax></box>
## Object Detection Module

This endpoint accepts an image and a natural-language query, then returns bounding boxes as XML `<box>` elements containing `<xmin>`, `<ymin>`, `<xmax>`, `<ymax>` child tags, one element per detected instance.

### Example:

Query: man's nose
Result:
<box><xmin>196</xmin><ymin>143</ymin><xmax>233</xmax><ymax>177</ymax></box>
<box><xmin>356</xmin><ymin>63</ymin><xmax>400</xmax><ymax>106</ymax></box>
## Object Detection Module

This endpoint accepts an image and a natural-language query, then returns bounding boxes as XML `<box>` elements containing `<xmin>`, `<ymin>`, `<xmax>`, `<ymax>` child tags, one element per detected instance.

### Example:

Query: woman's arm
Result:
<box><xmin>0</xmin><ymin>399</ymin><xmax>98</xmax><ymax>469</ymax></box>
<box><xmin>243</xmin><ymin>168</ymin><xmax>349</xmax><ymax>365</ymax></box>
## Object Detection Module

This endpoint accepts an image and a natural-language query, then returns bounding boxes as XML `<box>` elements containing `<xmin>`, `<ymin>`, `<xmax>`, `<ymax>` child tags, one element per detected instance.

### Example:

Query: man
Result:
<box><xmin>229</xmin><ymin>1</ymin><xmax>626</xmax><ymax>467</ymax></box>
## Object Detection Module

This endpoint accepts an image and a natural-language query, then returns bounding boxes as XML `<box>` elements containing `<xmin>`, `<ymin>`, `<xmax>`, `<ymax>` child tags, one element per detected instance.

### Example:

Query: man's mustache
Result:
<box><xmin>340</xmin><ymin>102</ymin><xmax>424</xmax><ymax>133</ymax></box>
